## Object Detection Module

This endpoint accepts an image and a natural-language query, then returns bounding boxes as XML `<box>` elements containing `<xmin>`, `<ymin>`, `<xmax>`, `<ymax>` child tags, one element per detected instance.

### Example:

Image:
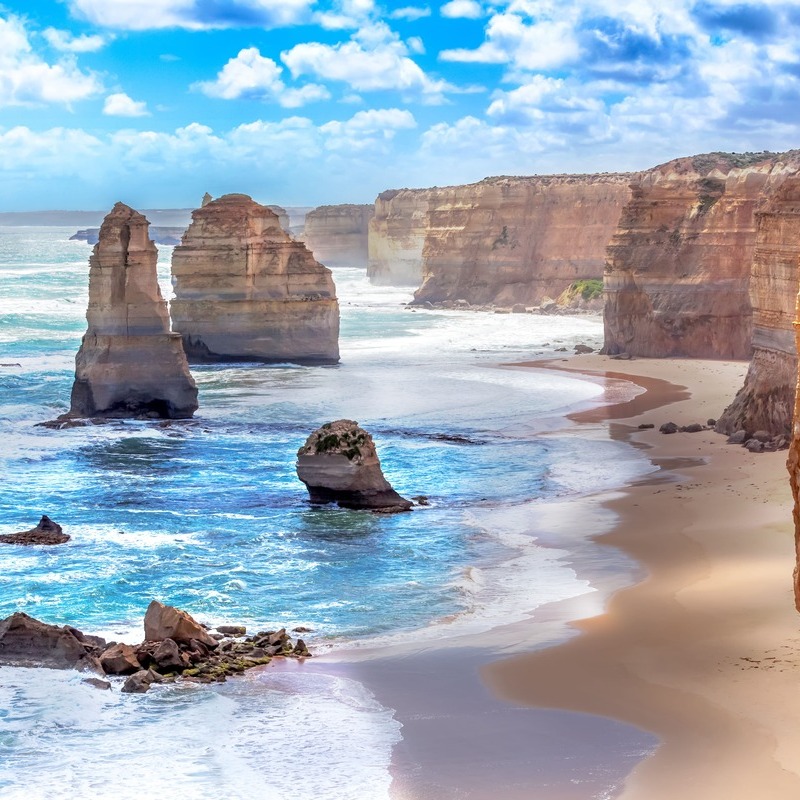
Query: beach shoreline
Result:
<box><xmin>483</xmin><ymin>353</ymin><xmax>800</xmax><ymax>799</ymax></box>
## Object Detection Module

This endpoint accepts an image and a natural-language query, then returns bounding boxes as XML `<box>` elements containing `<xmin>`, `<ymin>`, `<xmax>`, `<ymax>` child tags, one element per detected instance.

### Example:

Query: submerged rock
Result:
<box><xmin>296</xmin><ymin>420</ymin><xmax>412</xmax><ymax>512</ymax></box>
<box><xmin>0</xmin><ymin>612</ymin><xmax>103</xmax><ymax>672</ymax></box>
<box><xmin>66</xmin><ymin>202</ymin><xmax>198</xmax><ymax>420</ymax></box>
<box><xmin>0</xmin><ymin>515</ymin><xmax>69</xmax><ymax>546</ymax></box>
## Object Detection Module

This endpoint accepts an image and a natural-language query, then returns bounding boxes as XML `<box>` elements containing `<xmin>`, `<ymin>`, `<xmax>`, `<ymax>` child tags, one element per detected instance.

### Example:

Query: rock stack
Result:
<box><xmin>67</xmin><ymin>202</ymin><xmax>198</xmax><ymax>419</ymax></box>
<box><xmin>296</xmin><ymin>419</ymin><xmax>412</xmax><ymax>512</ymax></box>
<box><xmin>171</xmin><ymin>194</ymin><xmax>340</xmax><ymax>364</ymax></box>
<box><xmin>787</xmin><ymin>285</ymin><xmax>800</xmax><ymax>612</ymax></box>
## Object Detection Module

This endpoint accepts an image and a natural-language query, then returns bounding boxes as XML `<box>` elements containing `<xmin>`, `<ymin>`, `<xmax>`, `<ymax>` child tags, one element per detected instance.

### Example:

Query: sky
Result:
<box><xmin>2</xmin><ymin>0</ymin><xmax>800</xmax><ymax>210</ymax></box>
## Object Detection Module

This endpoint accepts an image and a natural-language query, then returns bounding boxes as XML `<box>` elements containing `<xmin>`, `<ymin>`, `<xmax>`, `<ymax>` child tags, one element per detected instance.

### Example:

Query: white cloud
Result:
<box><xmin>103</xmin><ymin>92</ymin><xmax>150</xmax><ymax>116</ymax></box>
<box><xmin>440</xmin><ymin>0</ymin><xmax>483</xmax><ymax>20</ymax></box>
<box><xmin>282</xmin><ymin>23</ymin><xmax>452</xmax><ymax>101</ymax></box>
<box><xmin>68</xmin><ymin>0</ymin><xmax>314</xmax><ymax>30</ymax></box>
<box><xmin>0</xmin><ymin>15</ymin><xmax>101</xmax><ymax>107</ymax></box>
<box><xmin>195</xmin><ymin>47</ymin><xmax>330</xmax><ymax>107</ymax></box>
<box><xmin>407</xmin><ymin>36</ymin><xmax>425</xmax><ymax>54</ymax></box>
<box><xmin>320</xmin><ymin>107</ymin><xmax>416</xmax><ymax>150</ymax></box>
<box><xmin>390</xmin><ymin>6</ymin><xmax>431</xmax><ymax>20</ymax></box>
<box><xmin>43</xmin><ymin>27</ymin><xmax>108</xmax><ymax>53</ymax></box>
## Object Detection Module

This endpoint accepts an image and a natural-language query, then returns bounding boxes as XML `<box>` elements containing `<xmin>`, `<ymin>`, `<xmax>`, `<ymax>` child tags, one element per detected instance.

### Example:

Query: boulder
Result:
<box><xmin>752</xmin><ymin>430</ymin><xmax>772</xmax><ymax>442</ymax></box>
<box><xmin>121</xmin><ymin>668</ymin><xmax>163</xmax><ymax>694</ymax></box>
<box><xmin>65</xmin><ymin>202</ymin><xmax>198</xmax><ymax>419</ymax></box>
<box><xmin>0</xmin><ymin>515</ymin><xmax>70</xmax><ymax>546</ymax></box>
<box><xmin>574</xmin><ymin>344</ymin><xmax>594</xmax><ymax>354</ymax></box>
<box><xmin>745</xmin><ymin>439</ymin><xmax>765</xmax><ymax>453</ymax></box>
<box><xmin>152</xmin><ymin>637</ymin><xmax>186</xmax><ymax>671</ymax></box>
<box><xmin>216</xmin><ymin>625</ymin><xmax>246</xmax><ymax>636</ymax></box>
<box><xmin>296</xmin><ymin>420</ymin><xmax>413</xmax><ymax>512</ymax></box>
<box><xmin>659</xmin><ymin>422</ymin><xmax>679</xmax><ymax>434</ymax></box>
<box><xmin>100</xmin><ymin>643</ymin><xmax>141</xmax><ymax>675</ymax></box>
<box><xmin>680</xmin><ymin>423</ymin><xmax>705</xmax><ymax>433</ymax></box>
<box><xmin>638</xmin><ymin>423</ymin><xmax>655</xmax><ymax>429</ymax></box>
<box><xmin>0</xmin><ymin>612</ymin><xmax>102</xmax><ymax>672</ymax></box>
<box><xmin>728</xmin><ymin>429</ymin><xmax>749</xmax><ymax>444</ymax></box>
<box><xmin>143</xmin><ymin>601</ymin><xmax>218</xmax><ymax>649</ymax></box>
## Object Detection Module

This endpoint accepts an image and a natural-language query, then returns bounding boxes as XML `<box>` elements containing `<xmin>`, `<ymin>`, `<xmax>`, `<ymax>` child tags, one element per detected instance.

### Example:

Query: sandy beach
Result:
<box><xmin>485</xmin><ymin>354</ymin><xmax>800</xmax><ymax>799</ymax></box>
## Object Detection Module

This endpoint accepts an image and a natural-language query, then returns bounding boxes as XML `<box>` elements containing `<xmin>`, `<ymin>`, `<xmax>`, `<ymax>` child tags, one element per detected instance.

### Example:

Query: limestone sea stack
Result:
<box><xmin>303</xmin><ymin>204</ymin><xmax>372</xmax><ymax>268</ymax></box>
<box><xmin>296</xmin><ymin>420</ymin><xmax>412</xmax><ymax>512</ymax></box>
<box><xmin>604</xmin><ymin>151</ymin><xmax>800</xmax><ymax>359</ymax></box>
<box><xmin>171</xmin><ymin>194</ymin><xmax>340</xmax><ymax>364</ymax></box>
<box><xmin>68</xmin><ymin>203</ymin><xmax>198</xmax><ymax>419</ymax></box>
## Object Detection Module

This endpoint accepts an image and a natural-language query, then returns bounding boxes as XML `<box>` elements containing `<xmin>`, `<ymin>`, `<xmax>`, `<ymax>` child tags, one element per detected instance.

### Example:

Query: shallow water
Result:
<box><xmin>0</xmin><ymin>227</ymin><xmax>655</xmax><ymax>797</ymax></box>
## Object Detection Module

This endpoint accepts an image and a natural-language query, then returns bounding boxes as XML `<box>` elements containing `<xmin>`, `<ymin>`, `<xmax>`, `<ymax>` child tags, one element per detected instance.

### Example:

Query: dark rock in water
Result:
<box><xmin>143</xmin><ymin>600</ymin><xmax>218</xmax><ymax>648</ymax></box>
<box><xmin>728</xmin><ymin>429</ymin><xmax>748</xmax><ymax>444</ymax></box>
<box><xmin>296</xmin><ymin>419</ymin><xmax>413</xmax><ymax>512</ymax></box>
<box><xmin>100</xmin><ymin>643</ymin><xmax>141</xmax><ymax>675</ymax></box>
<box><xmin>216</xmin><ymin>625</ymin><xmax>246</xmax><ymax>636</ymax></box>
<box><xmin>292</xmin><ymin>626</ymin><xmax>313</xmax><ymax>633</ymax></box>
<box><xmin>574</xmin><ymin>344</ymin><xmax>594</xmax><ymax>354</ymax></box>
<box><xmin>680</xmin><ymin>423</ymin><xmax>705</xmax><ymax>433</ymax></box>
<box><xmin>0</xmin><ymin>515</ymin><xmax>70</xmax><ymax>546</ymax></box>
<box><xmin>293</xmin><ymin>639</ymin><xmax>310</xmax><ymax>656</ymax></box>
<box><xmin>412</xmin><ymin>495</ymin><xmax>430</xmax><ymax>506</ymax></box>
<box><xmin>83</xmin><ymin>677</ymin><xmax>112</xmax><ymax>690</ymax></box>
<box><xmin>121</xmin><ymin>668</ymin><xmax>163</xmax><ymax>694</ymax></box>
<box><xmin>0</xmin><ymin>612</ymin><xmax>102</xmax><ymax>672</ymax></box>
<box><xmin>659</xmin><ymin>422</ymin><xmax>679</xmax><ymax>434</ymax></box>
<box><xmin>511</xmin><ymin>303</ymin><xmax>527</xmax><ymax>314</ymax></box>
<box><xmin>638</xmin><ymin>423</ymin><xmax>655</xmax><ymax>429</ymax></box>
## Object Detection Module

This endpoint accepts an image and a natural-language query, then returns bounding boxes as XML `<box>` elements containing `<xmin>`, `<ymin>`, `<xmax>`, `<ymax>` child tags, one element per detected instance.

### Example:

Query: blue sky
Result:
<box><xmin>2</xmin><ymin>0</ymin><xmax>800</xmax><ymax>210</ymax></box>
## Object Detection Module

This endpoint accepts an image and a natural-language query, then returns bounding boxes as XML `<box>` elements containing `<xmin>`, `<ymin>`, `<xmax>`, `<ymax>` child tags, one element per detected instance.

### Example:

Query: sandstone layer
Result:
<box><xmin>68</xmin><ymin>203</ymin><xmax>198</xmax><ymax>419</ymax></box>
<box><xmin>296</xmin><ymin>419</ymin><xmax>412</xmax><ymax>511</ymax></box>
<box><xmin>789</xmin><ymin>294</ymin><xmax>800</xmax><ymax>609</ymax></box>
<box><xmin>717</xmin><ymin>177</ymin><xmax>800</xmax><ymax>435</ymax></box>
<box><xmin>303</xmin><ymin>204</ymin><xmax>372</xmax><ymax>268</ymax></box>
<box><xmin>604</xmin><ymin>152</ymin><xmax>800</xmax><ymax>359</ymax></box>
<box><xmin>171</xmin><ymin>194</ymin><xmax>339</xmax><ymax>364</ymax></box>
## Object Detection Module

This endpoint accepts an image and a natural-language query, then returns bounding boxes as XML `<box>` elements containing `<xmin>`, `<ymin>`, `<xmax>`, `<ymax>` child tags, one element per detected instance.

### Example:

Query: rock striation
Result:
<box><xmin>716</xmin><ymin>177</ymin><xmax>800</xmax><ymax>435</ymax></box>
<box><xmin>171</xmin><ymin>194</ymin><xmax>340</xmax><ymax>364</ymax></box>
<box><xmin>296</xmin><ymin>419</ymin><xmax>412</xmax><ymax>512</ymax></box>
<box><xmin>603</xmin><ymin>151</ymin><xmax>800</xmax><ymax>359</ymax></box>
<box><xmin>67</xmin><ymin>203</ymin><xmax>198</xmax><ymax>419</ymax></box>
<box><xmin>788</xmin><ymin>284</ymin><xmax>800</xmax><ymax>611</ymax></box>
<box><xmin>303</xmin><ymin>204</ymin><xmax>372</xmax><ymax>268</ymax></box>
<box><xmin>71</xmin><ymin>226</ymin><xmax>186</xmax><ymax>246</ymax></box>
<box><xmin>0</xmin><ymin>515</ymin><xmax>69</xmax><ymax>546</ymax></box>
<box><xmin>367</xmin><ymin>176</ymin><xmax>632</xmax><ymax>299</ymax></box>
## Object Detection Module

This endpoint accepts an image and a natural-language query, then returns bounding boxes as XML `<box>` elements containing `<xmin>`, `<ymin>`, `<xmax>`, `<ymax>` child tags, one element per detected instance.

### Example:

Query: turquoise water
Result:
<box><xmin>0</xmin><ymin>227</ymin><xmax>652</xmax><ymax>798</ymax></box>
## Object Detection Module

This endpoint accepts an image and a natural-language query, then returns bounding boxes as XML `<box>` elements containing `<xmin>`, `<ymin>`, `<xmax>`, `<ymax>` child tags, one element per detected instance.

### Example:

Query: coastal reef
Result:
<box><xmin>67</xmin><ymin>202</ymin><xmax>198</xmax><ymax>419</ymax></box>
<box><xmin>367</xmin><ymin>175</ymin><xmax>631</xmax><ymax>302</ymax></box>
<box><xmin>296</xmin><ymin>419</ymin><xmax>412</xmax><ymax>512</ymax></box>
<box><xmin>0</xmin><ymin>601</ymin><xmax>311</xmax><ymax>693</ymax></box>
<box><xmin>171</xmin><ymin>193</ymin><xmax>340</xmax><ymax>364</ymax></box>
<box><xmin>603</xmin><ymin>151</ymin><xmax>800</xmax><ymax>359</ymax></box>
<box><xmin>303</xmin><ymin>204</ymin><xmax>372</xmax><ymax>268</ymax></box>
<box><xmin>0</xmin><ymin>515</ymin><xmax>69</xmax><ymax>546</ymax></box>
<box><xmin>717</xmin><ymin>177</ymin><xmax>800</xmax><ymax>436</ymax></box>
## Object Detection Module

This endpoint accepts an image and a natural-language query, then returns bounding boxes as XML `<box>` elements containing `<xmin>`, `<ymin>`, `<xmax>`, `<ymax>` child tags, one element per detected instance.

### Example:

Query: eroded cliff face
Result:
<box><xmin>303</xmin><ymin>204</ymin><xmax>372</xmax><ymax>268</ymax></box>
<box><xmin>368</xmin><ymin>189</ymin><xmax>432</xmax><ymax>286</ymax></box>
<box><xmin>69</xmin><ymin>203</ymin><xmax>198</xmax><ymax>419</ymax></box>
<box><xmin>787</xmin><ymin>288</ymin><xmax>800</xmax><ymax>610</ymax></box>
<box><xmin>717</xmin><ymin>178</ymin><xmax>800</xmax><ymax>435</ymax></box>
<box><xmin>171</xmin><ymin>193</ymin><xmax>339</xmax><ymax>364</ymax></box>
<box><xmin>604</xmin><ymin>153</ymin><xmax>800</xmax><ymax>359</ymax></box>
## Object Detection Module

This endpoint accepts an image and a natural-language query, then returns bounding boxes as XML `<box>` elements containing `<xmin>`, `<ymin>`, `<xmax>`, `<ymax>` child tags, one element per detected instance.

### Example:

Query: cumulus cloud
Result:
<box><xmin>67</xmin><ymin>0</ymin><xmax>314</xmax><ymax>30</ymax></box>
<box><xmin>43</xmin><ymin>27</ymin><xmax>108</xmax><ymax>53</ymax></box>
<box><xmin>282</xmin><ymin>22</ymin><xmax>453</xmax><ymax>102</ymax></box>
<box><xmin>440</xmin><ymin>0</ymin><xmax>483</xmax><ymax>19</ymax></box>
<box><xmin>320</xmin><ymin>107</ymin><xmax>416</xmax><ymax>150</ymax></box>
<box><xmin>0</xmin><ymin>15</ymin><xmax>101</xmax><ymax>107</ymax></box>
<box><xmin>103</xmin><ymin>92</ymin><xmax>150</xmax><ymax>116</ymax></box>
<box><xmin>196</xmin><ymin>47</ymin><xmax>330</xmax><ymax>107</ymax></box>
<box><xmin>390</xmin><ymin>6</ymin><xmax>431</xmax><ymax>20</ymax></box>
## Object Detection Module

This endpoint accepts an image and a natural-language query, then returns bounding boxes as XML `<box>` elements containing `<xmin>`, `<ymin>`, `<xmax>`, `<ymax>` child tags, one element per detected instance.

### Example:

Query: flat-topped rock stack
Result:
<box><xmin>171</xmin><ymin>194</ymin><xmax>339</xmax><ymax>364</ymax></box>
<box><xmin>303</xmin><ymin>203</ymin><xmax>372</xmax><ymax>268</ymax></box>
<box><xmin>68</xmin><ymin>203</ymin><xmax>198</xmax><ymax>419</ymax></box>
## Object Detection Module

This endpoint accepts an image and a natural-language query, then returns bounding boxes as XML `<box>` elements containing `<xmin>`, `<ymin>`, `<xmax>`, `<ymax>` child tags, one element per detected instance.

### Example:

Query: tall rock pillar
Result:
<box><xmin>789</xmin><ymin>286</ymin><xmax>800</xmax><ymax>611</ymax></box>
<box><xmin>68</xmin><ymin>203</ymin><xmax>198</xmax><ymax>419</ymax></box>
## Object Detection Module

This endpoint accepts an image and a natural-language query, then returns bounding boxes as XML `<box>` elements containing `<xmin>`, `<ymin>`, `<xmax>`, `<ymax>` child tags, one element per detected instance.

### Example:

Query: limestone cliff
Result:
<box><xmin>787</xmin><ymin>287</ymin><xmax>800</xmax><ymax>611</ymax></box>
<box><xmin>604</xmin><ymin>152</ymin><xmax>800</xmax><ymax>359</ymax></box>
<box><xmin>717</xmin><ymin>177</ymin><xmax>800</xmax><ymax>435</ymax></box>
<box><xmin>368</xmin><ymin>189</ymin><xmax>432</xmax><ymax>286</ymax></box>
<box><xmin>171</xmin><ymin>194</ymin><xmax>339</xmax><ymax>364</ymax></box>
<box><xmin>303</xmin><ymin>204</ymin><xmax>372</xmax><ymax>268</ymax></box>
<box><xmin>68</xmin><ymin>203</ymin><xmax>198</xmax><ymax>419</ymax></box>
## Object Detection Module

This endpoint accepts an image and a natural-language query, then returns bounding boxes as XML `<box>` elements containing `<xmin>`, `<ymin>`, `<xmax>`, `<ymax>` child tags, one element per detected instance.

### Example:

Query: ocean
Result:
<box><xmin>0</xmin><ymin>227</ymin><xmax>656</xmax><ymax>798</ymax></box>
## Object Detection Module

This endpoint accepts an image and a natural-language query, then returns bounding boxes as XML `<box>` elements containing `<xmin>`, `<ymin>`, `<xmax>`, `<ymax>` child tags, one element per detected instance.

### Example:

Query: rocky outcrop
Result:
<box><xmin>368</xmin><ymin>188</ymin><xmax>431</xmax><ymax>286</ymax></box>
<box><xmin>303</xmin><ymin>204</ymin><xmax>372</xmax><ymax>268</ymax></box>
<box><xmin>296</xmin><ymin>419</ymin><xmax>412</xmax><ymax>512</ymax></box>
<box><xmin>604</xmin><ymin>151</ymin><xmax>800</xmax><ymax>359</ymax></box>
<box><xmin>716</xmin><ymin>178</ymin><xmax>800</xmax><ymax>435</ymax></box>
<box><xmin>67</xmin><ymin>203</ymin><xmax>198</xmax><ymax>419</ymax></box>
<box><xmin>70</xmin><ymin>227</ymin><xmax>186</xmax><ymax>246</ymax></box>
<box><xmin>0</xmin><ymin>515</ymin><xmax>69</xmax><ymax>545</ymax></box>
<box><xmin>143</xmin><ymin>600</ymin><xmax>218</xmax><ymax>648</ymax></box>
<box><xmin>788</xmin><ymin>285</ymin><xmax>800</xmax><ymax>611</ymax></box>
<box><xmin>0</xmin><ymin>612</ymin><xmax>103</xmax><ymax>672</ymax></box>
<box><xmin>411</xmin><ymin>175</ymin><xmax>633</xmax><ymax>307</ymax></box>
<box><xmin>171</xmin><ymin>194</ymin><xmax>339</xmax><ymax>364</ymax></box>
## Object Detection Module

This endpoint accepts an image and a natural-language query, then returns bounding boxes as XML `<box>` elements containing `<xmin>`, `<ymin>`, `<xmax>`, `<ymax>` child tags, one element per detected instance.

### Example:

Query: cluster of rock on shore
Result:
<box><xmin>648</xmin><ymin>418</ymin><xmax>790</xmax><ymax>452</ymax></box>
<box><xmin>0</xmin><ymin>601</ymin><xmax>311</xmax><ymax>694</ymax></box>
